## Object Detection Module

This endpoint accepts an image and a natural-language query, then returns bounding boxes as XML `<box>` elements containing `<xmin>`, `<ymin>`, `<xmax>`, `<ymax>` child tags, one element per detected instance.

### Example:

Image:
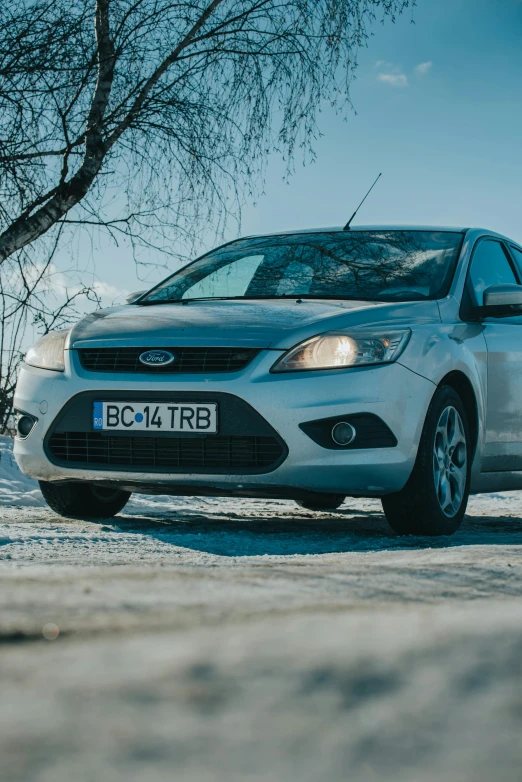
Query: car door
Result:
<box><xmin>465</xmin><ymin>238</ymin><xmax>522</xmax><ymax>471</ymax></box>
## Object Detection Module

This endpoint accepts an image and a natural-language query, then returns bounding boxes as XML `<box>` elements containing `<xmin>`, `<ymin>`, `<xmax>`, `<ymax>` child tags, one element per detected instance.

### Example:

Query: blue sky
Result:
<box><xmin>241</xmin><ymin>0</ymin><xmax>522</xmax><ymax>237</ymax></box>
<box><xmin>73</xmin><ymin>0</ymin><xmax>522</xmax><ymax>299</ymax></box>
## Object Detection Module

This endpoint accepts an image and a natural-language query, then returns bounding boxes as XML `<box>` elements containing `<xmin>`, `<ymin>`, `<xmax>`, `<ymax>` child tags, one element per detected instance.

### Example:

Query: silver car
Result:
<box><xmin>13</xmin><ymin>226</ymin><xmax>522</xmax><ymax>535</ymax></box>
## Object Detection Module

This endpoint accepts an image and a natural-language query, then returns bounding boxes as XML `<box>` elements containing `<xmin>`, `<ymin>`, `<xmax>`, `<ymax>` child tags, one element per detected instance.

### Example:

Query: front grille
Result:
<box><xmin>78</xmin><ymin>347</ymin><xmax>260</xmax><ymax>373</ymax></box>
<box><xmin>47</xmin><ymin>432</ymin><xmax>284</xmax><ymax>473</ymax></box>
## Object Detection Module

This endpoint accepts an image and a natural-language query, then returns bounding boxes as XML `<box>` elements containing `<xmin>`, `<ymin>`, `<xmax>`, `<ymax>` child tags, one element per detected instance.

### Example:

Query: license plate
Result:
<box><xmin>93</xmin><ymin>402</ymin><xmax>217</xmax><ymax>433</ymax></box>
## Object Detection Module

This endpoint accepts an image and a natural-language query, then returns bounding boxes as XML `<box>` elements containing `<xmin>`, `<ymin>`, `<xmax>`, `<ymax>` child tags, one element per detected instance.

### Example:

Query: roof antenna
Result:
<box><xmin>343</xmin><ymin>173</ymin><xmax>382</xmax><ymax>231</ymax></box>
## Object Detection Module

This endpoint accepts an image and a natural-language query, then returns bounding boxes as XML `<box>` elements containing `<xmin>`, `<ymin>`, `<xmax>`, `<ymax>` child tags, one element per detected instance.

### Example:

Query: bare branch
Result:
<box><xmin>0</xmin><ymin>0</ymin><xmax>116</xmax><ymax>261</ymax></box>
<box><xmin>0</xmin><ymin>0</ymin><xmax>414</xmax><ymax>266</ymax></box>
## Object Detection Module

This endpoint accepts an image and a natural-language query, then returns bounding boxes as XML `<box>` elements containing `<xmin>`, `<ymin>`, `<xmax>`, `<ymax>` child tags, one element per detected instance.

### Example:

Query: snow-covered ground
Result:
<box><xmin>0</xmin><ymin>436</ymin><xmax>45</xmax><ymax>507</ymax></box>
<box><xmin>1</xmin><ymin>435</ymin><xmax>522</xmax><ymax>782</ymax></box>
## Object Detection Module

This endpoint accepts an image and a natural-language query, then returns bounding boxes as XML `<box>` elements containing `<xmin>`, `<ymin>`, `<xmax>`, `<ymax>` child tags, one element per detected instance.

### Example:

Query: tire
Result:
<box><xmin>381</xmin><ymin>385</ymin><xmax>471</xmax><ymax>536</ymax></box>
<box><xmin>296</xmin><ymin>494</ymin><xmax>345</xmax><ymax>511</ymax></box>
<box><xmin>39</xmin><ymin>481</ymin><xmax>131</xmax><ymax>519</ymax></box>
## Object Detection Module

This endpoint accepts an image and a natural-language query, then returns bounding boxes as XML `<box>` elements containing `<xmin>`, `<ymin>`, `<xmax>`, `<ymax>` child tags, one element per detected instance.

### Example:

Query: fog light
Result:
<box><xmin>16</xmin><ymin>414</ymin><xmax>35</xmax><ymax>438</ymax></box>
<box><xmin>331</xmin><ymin>421</ymin><xmax>356</xmax><ymax>446</ymax></box>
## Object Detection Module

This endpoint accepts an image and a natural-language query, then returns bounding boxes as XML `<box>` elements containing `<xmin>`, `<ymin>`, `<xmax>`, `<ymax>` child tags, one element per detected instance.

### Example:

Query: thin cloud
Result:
<box><xmin>377</xmin><ymin>72</ymin><xmax>408</xmax><ymax>88</ymax></box>
<box><xmin>31</xmin><ymin>262</ymin><xmax>129</xmax><ymax>307</ymax></box>
<box><xmin>92</xmin><ymin>280</ymin><xmax>130</xmax><ymax>305</ymax></box>
<box><xmin>374</xmin><ymin>60</ymin><xmax>396</xmax><ymax>70</ymax></box>
<box><xmin>415</xmin><ymin>61</ymin><xmax>433</xmax><ymax>75</ymax></box>
<box><xmin>374</xmin><ymin>60</ymin><xmax>408</xmax><ymax>87</ymax></box>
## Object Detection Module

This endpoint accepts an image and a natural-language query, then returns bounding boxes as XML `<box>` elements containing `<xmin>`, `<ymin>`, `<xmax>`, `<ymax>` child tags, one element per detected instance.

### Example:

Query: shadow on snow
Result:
<box><xmin>103</xmin><ymin>501</ymin><xmax>522</xmax><ymax>557</ymax></box>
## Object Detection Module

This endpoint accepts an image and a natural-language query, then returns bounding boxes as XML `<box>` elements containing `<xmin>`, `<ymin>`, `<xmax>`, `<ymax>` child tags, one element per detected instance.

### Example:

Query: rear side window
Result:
<box><xmin>468</xmin><ymin>240</ymin><xmax>518</xmax><ymax>305</ymax></box>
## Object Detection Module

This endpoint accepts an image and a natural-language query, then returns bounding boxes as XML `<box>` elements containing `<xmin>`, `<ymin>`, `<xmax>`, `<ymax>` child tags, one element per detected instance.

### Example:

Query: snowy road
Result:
<box><xmin>1</xmin><ymin>437</ymin><xmax>522</xmax><ymax>782</ymax></box>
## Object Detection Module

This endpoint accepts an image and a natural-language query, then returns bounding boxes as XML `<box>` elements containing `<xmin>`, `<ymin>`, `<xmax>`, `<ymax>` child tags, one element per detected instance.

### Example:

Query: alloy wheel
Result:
<box><xmin>432</xmin><ymin>405</ymin><xmax>467</xmax><ymax>518</ymax></box>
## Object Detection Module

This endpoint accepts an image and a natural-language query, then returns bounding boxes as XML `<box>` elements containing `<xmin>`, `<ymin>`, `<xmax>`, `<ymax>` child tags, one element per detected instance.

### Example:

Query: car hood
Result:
<box><xmin>69</xmin><ymin>298</ymin><xmax>441</xmax><ymax>350</ymax></box>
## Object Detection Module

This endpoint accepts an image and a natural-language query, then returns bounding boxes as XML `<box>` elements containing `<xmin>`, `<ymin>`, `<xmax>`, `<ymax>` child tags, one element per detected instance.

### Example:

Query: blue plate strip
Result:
<box><xmin>93</xmin><ymin>401</ymin><xmax>104</xmax><ymax>430</ymax></box>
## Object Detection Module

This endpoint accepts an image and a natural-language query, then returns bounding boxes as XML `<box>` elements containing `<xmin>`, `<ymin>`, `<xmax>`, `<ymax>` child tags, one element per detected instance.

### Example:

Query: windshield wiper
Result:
<box><xmin>268</xmin><ymin>294</ymin><xmax>370</xmax><ymax>302</ymax></box>
<box><xmin>138</xmin><ymin>295</ymin><xmax>250</xmax><ymax>306</ymax></box>
<box><xmin>138</xmin><ymin>293</ymin><xmax>371</xmax><ymax>306</ymax></box>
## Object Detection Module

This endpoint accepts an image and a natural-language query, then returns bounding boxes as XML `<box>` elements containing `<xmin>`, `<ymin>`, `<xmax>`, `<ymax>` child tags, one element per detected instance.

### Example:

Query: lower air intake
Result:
<box><xmin>47</xmin><ymin>432</ymin><xmax>285</xmax><ymax>474</ymax></box>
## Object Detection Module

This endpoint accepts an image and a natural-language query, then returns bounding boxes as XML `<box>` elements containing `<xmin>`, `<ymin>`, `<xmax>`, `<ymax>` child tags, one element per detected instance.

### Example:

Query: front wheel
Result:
<box><xmin>381</xmin><ymin>386</ymin><xmax>471</xmax><ymax>536</ymax></box>
<box><xmin>39</xmin><ymin>481</ymin><xmax>131</xmax><ymax>519</ymax></box>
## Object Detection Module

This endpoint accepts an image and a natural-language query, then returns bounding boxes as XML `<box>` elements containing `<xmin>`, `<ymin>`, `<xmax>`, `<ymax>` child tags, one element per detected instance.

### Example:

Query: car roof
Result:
<box><xmin>244</xmin><ymin>225</ymin><xmax>470</xmax><ymax>237</ymax></box>
<box><xmin>240</xmin><ymin>225</ymin><xmax>522</xmax><ymax>248</ymax></box>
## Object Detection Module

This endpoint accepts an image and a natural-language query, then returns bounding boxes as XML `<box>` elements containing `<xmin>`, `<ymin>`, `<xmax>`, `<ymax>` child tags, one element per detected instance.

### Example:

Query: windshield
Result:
<box><xmin>140</xmin><ymin>230</ymin><xmax>464</xmax><ymax>304</ymax></box>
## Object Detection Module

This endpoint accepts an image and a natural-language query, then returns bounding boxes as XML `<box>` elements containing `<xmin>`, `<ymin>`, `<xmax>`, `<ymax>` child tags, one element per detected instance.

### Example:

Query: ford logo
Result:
<box><xmin>139</xmin><ymin>349</ymin><xmax>175</xmax><ymax>367</ymax></box>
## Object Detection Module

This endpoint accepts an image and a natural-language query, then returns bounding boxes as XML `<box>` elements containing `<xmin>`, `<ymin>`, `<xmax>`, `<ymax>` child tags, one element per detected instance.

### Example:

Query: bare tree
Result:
<box><xmin>0</xmin><ymin>0</ymin><xmax>415</xmax><ymax>429</ymax></box>
<box><xmin>0</xmin><ymin>239</ymin><xmax>101</xmax><ymax>432</ymax></box>
<box><xmin>0</xmin><ymin>0</ymin><xmax>414</xmax><ymax>265</ymax></box>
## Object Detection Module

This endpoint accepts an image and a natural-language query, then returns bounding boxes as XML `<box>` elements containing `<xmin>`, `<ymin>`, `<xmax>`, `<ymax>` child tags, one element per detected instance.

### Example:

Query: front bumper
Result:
<box><xmin>14</xmin><ymin>349</ymin><xmax>436</xmax><ymax>498</ymax></box>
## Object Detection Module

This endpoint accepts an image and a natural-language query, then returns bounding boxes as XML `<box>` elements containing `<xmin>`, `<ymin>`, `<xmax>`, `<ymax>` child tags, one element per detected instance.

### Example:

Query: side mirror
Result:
<box><xmin>125</xmin><ymin>290</ymin><xmax>147</xmax><ymax>304</ymax></box>
<box><xmin>481</xmin><ymin>284</ymin><xmax>522</xmax><ymax>317</ymax></box>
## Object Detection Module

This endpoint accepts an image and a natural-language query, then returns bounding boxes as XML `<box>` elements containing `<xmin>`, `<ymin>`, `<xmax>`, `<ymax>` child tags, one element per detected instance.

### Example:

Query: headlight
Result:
<box><xmin>24</xmin><ymin>330</ymin><xmax>69</xmax><ymax>372</ymax></box>
<box><xmin>271</xmin><ymin>329</ymin><xmax>411</xmax><ymax>372</ymax></box>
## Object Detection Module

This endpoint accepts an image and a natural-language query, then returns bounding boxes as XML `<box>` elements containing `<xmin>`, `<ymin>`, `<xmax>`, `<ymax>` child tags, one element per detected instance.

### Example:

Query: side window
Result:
<box><xmin>509</xmin><ymin>246</ymin><xmax>522</xmax><ymax>277</ymax></box>
<box><xmin>468</xmin><ymin>240</ymin><xmax>518</xmax><ymax>306</ymax></box>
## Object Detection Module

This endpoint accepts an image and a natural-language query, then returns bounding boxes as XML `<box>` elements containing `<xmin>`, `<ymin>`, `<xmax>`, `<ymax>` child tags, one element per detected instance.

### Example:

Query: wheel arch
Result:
<box><xmin>437</xmin><ymin>370</ymin><xmax>479</xmax><ymax>459</ymax></box>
